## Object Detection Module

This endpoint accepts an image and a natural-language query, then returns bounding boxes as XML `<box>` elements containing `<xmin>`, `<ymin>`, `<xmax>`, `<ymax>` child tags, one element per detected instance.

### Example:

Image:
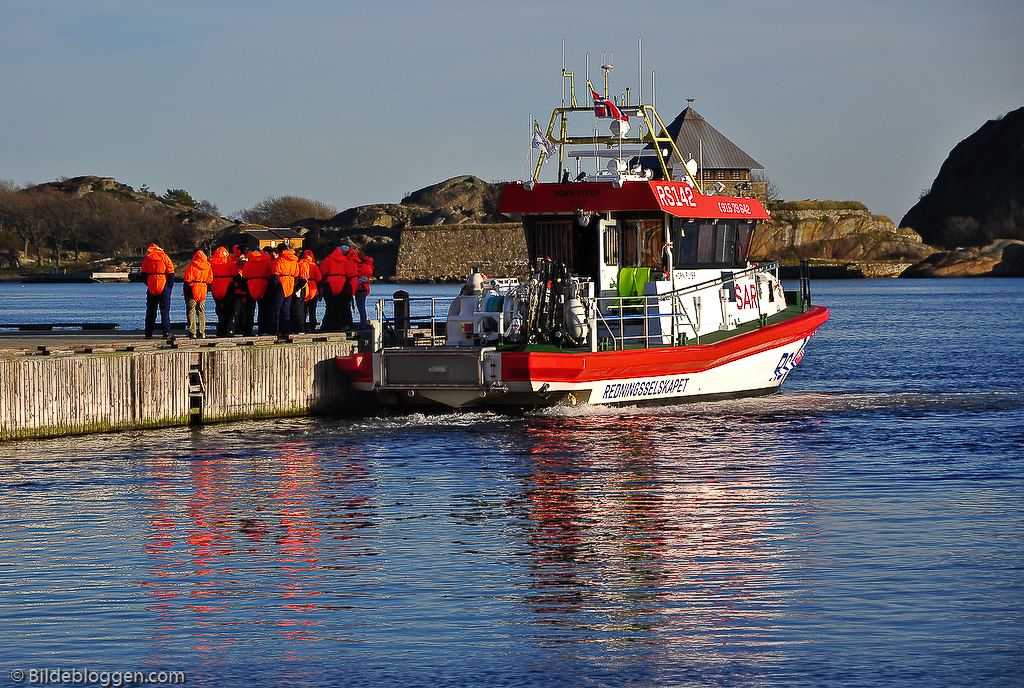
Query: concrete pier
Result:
<box><xmin>0</xmin><ymin>331</ymin><xmax>362</xmax><ymax>440</ymax></box>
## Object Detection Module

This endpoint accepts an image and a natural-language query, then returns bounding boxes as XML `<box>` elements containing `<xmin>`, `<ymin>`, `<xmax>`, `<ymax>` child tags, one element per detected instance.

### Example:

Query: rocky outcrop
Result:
<box><xmin>750</xmin><ymin>207</ymin><xmax>933</xmax><ymax>265</ymax></box>
<box><xmin>900</xmin><ymin>107</ymin><xmax>1024</xmax><ymax>248</ymax></box>
<box><xmin>329</xmin><ymin>175</ymin><xmax>504</xmax><ymax>234</ymax></box>
<box><xmin>177</xmin><ymin>208</ymin><xmax>235</xmax><ymax>238</ymax></box>
<box><xmin>40</xmin><ymin>176</ymin><xmax>137</xmax><ymax>197</ymax></box>
<box><xmin>401</xmin><ymin>175</ymin><xmax>504</xmax><ymax>224</ymax></box>
<box><xmin>900</xmin><ymin>239</ymin><xmax>1024</xmax><ymax>277</ymax></box>
<box><xmin>276</xmin><ymin>175</ymin><xmax>510</xmax><ymax>281</ymax></box>
<box><xmin>40</xmin><ymin>175</ymin><xmax>234</xmax><ymax>238</ymax></box>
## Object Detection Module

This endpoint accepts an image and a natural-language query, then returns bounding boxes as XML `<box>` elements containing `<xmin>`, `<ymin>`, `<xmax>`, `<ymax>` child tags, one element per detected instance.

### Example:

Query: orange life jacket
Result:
<box><xmin>341</xmin><ymin>248</ymin><xmax>359</xmax><ymax>292</ymax></box>
<box><xmin>210</xmin><ymin>247</ymin><xmax>238</xmax><ymax>301</ymax></box>
<box><xmin>299</xmin><ymin>251</ymin><xmax>323</xmax><ymax>301</ymax></box>
<box><xmin>241</xmin><ymin>250</ymin><xmax>271</xmax><ymax>300</ymax></box>
<box><xmin>319</xmin><ymin>248</ymin><xmax>350</xmax><ymax>296</ymax></box>
<box><xmin>183</xmin><ymin>250</ymin><xmax>214</xmax><ymax>301</ymax></box>
<box><xmin>356</xmin><ymin>256</ymin><xmax>374</xmax><ymax>294</ymax></box>
<box><xmin>141</xmin><ymin>244</ymin><xmax>174</xmax><ymax>295</ymax></box>
<box><xmin>270</xmin><ymin>248</ymin><xmax>300</xmax><ymax>297</ymax></box>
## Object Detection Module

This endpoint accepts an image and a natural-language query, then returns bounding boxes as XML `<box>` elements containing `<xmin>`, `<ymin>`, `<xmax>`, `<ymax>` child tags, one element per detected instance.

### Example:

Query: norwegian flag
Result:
<box><xmin>591</xmin><ymin>88</ymin><xmax>627</xmax><ymax>121</ymax></box>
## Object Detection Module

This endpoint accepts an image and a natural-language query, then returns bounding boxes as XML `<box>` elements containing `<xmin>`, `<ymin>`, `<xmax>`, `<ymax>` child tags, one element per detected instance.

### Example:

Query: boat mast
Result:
<box><xmin>534</xmin><ymin>41</ymin><xmax>698</xmax><ymax>187</ymax></box>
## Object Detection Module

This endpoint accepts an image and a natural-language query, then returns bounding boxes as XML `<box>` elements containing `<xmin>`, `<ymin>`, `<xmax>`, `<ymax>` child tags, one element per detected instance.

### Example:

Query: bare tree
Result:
<box><xmin>0</xmin><ymin>181</ymin><xmax>22</xmax><ymax>252</ymax></box>
<box><xmin>33</xmin><ymin>190</ymin><xmax>79</xmax><ymax>267</ymax></box>
<box><xmin>750</xmin><ymin>171</ymin><xmax>781</xmax><ymax>204</ymax></box>
<box><xmin>196</xmin><ymin>198</ymin><xmax>220</xmax><ymax>216</ymax></box>
<box><xmin>239</xmin><ymin>195</ymin><xmax>337</xmax><ymax>226</ymax></box>
<box><xmin>0</xmin><ymin>191</ymin><xmax>48</xmax><ymax>265</ymax></box>
<box><xmin>83</xmin><ymin>194</ymin><xmax>144</xmax><ymax>257</ymax></box>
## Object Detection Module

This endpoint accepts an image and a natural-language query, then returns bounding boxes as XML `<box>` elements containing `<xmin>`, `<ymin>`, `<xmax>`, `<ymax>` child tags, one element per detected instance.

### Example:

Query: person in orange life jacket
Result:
<box><xmin>339</xmin><ymin>245</ymin><xmax>359</xmax><ymax>329</ymax></box>
<box><xmin>210</xmin><ymin>246</ymin><xmax>240</xmax><ymax>336</ymax></box>
<box><xmin>293</xmin><ymin>249</ymin><xmax>322</xmax><ymax>333</ymax></box>
<box><xmin>233</xmin><ymin>248</ymin><xmax>254</xmax><ymax>336</ymax></box>
<box><xmin>318</xmin><ymin>244</ymin><xmax>350</xmax><ymax>332</ymax></box>
<box><xmin>355</xmin><ymin>254</ymin><xmax>374</xmax><ymax>329</ymax></box>
<box><xmin>140</xmin><ymin>243</ymin><xmax>175</xmax><ymax>339</ymax></box>
<box><xmin>182</xmin><ymin>249</ymin><xmax>214</xmax><ymax>339</ymax></box>
<box><xmin>241</xmin><ymin>247</ymin><xmax>272</xmax><ymax>334</ymax></box>
<box><xmin>267</xmin><ymin>243</ymin><xmax>300</xmax><ymax>338</ymax></box>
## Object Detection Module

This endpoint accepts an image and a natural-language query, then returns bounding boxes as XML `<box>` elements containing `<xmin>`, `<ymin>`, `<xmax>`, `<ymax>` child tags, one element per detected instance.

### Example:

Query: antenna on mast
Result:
<box><xmin>600</xmin><ymin>51</ymin><xmax>613</xmax><ymax>96</ymax></box>
<box><xmin>561</xmin><ymin>40</ymin><xmax>566</xmax><ymax>107</ymax></box>
<box><xmin>561</xmin><ymin>40</ymin><xmax>576</xmax><ymax>108</ymax></box>
<box><xmin>637</xmin><ymin>37</ymin><xmax>642</xmax><ymax>105</ymax></box>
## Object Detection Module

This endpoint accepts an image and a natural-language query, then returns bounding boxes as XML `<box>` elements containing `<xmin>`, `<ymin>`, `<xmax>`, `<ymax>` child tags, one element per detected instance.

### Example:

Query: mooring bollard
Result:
<box><xmin>393</xmin><ymin>289</ymin><xmax>410</xmax><ymax>342</ymax></box>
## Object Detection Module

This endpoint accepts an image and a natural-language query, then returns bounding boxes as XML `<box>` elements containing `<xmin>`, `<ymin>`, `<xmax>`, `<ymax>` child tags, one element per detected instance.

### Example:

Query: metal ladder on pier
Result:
<box><xmin>188</xmin><ymin>354</ymin><xmax>205</xmax><ymax>424</ymax></box>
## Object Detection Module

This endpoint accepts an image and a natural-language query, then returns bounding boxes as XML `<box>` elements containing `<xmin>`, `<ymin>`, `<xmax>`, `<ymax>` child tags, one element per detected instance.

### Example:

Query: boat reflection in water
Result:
<box><xmin>112</xmin><ymin>404</ymin><xmax>822</xmax><ymax>680</ymax></box>
<box><xmin>517</xmin><ymin>405</ymin><xmax>822</xmax><ymax>672</ymax></box>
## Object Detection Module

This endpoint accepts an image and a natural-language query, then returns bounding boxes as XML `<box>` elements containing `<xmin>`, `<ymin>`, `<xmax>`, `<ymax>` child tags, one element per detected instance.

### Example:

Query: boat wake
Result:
<box><xmin>530</xmin><ymin>389</ymin><xmax>1024</xmax><ymax>420</ymax></box>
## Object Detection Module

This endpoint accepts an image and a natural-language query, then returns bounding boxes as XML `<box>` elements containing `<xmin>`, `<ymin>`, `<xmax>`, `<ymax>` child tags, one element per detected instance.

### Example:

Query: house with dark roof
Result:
<box><xmin>645</xmin><ymin>106</ymin><xmax>766</xmax><ymax>202</ymax></box>
<box><xmin>222</xmin><ymin>224</ymin><xmax>305</xmax><ymax>251</ymax></box>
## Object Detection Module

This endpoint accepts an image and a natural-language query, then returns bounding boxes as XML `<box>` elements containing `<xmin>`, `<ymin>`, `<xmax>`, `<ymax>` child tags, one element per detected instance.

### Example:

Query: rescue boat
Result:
<box><xmin>337</xmin><ymin>57</ymin><xmax>829</xmax><ymax>409</ymax></box>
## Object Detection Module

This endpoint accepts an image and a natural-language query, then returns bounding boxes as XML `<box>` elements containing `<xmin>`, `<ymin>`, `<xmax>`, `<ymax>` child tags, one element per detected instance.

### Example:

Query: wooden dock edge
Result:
<box><xmin>0</xmin><ymin>340</ymin><xmax>368</xmax><ymax>441</ymax></box>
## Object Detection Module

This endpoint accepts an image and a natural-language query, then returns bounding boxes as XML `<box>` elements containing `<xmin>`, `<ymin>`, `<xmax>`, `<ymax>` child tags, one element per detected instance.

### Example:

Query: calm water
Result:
<box><xmin>0</xmin><ymin>281</ymin><xmax>412</xmax><ymax>331</ymax></box>
<box><xmin>1</xmin><ymin>279</ymin><xmax>1022</xmax><ymax>687</ymax></box>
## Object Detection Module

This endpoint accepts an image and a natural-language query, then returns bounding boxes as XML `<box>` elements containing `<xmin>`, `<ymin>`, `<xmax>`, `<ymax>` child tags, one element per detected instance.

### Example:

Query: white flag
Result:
<box><xmin>531</xmin><ymin>122</ymin><xmax>557</xmax><ymax>161</ymax></box>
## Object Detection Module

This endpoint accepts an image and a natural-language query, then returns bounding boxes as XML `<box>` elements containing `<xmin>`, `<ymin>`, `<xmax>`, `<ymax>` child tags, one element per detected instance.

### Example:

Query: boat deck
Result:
<box><xmin>676</xmin><ymin>303</ymin><xmax>806</xmax><ymax>347</ymax></box>
<box><xmin>504</xmin><ymin>304</ymin><xmax>809</xmax><ymax>354</ymax></box>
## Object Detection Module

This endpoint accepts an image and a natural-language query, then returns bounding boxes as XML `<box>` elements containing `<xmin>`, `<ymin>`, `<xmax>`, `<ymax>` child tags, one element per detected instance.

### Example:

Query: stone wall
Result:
<box><xmin>395</xmin><ymin>224</ymin><xmax>529</xmax><ymax>282</ymax></box>
<box><xmin>389</xmin><ymin>214</ymin><xmax>947</xmax><ymax>282</ymax></box>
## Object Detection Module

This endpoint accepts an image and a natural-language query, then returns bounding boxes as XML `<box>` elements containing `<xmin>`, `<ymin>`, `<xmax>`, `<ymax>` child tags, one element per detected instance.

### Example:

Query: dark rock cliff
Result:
<box><xmin>900</xmin><ymin>107</ymin><xmax>1024</xmax><ymax>249</ymax></box>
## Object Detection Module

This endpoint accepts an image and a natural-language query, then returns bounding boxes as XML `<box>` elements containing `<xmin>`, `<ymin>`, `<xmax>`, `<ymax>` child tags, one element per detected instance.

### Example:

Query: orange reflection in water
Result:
<box><xmin>139</xmin><ymin>440</ymin><xmax>375</xmax><ymax>646</ymax></box>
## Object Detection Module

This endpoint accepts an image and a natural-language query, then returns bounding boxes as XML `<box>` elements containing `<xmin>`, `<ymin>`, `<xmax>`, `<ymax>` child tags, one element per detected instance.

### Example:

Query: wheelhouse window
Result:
<box><xmin>620</xmin><ymin>219</ymin><xmax>664</xmax><ymax>269</ymax></box>
<box><xmin>523</xmin><ymin>216</ymin><xmax>600</xmax><ymax>277</ymax></box>
<box><xmin>669</xmin><ymin>218</ymin><xmax>754</xmax><ymax>268</ymax></box>
<box><xmin>603</xmin><ymin>222</ymin><xmax>618</xmax><ymax>266</ymax></box>
<box><xmin>524</xmin><ymin>217</ymin><xmax>574</xmax><ymax>268</ymax></box>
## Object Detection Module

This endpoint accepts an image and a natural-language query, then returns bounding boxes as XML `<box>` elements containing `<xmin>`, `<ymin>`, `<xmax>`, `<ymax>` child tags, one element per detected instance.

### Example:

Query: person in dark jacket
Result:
<box><xmin>318</xmin><ymin>244</ymin><xmax>350</xmax><ymax>332</ymax></box>
<box><xmin>355</xmin><ymin>254</ymin><xmax>374</xmax><ymax>328</ymax></box>
<box><xmin>268</xmin><ymin>244</ymin><xmax>300</xmax><ymax>338</ymax></box>
<box><xmin>210</xmin><ymin>246</ymin><xmax>239</xmax><ymax>336</ymax></box>
<box><xmin>241</xmin><ymin>247</ymin><xmax>271</xmax><ymax>334</ymax></box>
<box><xmin>293</xmin><ymin>249</ymin><xmax>321</xmax><ymax>333</ymax></box>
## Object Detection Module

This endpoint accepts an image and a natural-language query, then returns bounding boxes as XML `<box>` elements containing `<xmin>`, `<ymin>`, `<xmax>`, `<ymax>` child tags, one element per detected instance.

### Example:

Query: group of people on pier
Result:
<box><xmin>140</xmin><ymin>242</ymin><xmax>374</xmax><ymax>340</ymax></box>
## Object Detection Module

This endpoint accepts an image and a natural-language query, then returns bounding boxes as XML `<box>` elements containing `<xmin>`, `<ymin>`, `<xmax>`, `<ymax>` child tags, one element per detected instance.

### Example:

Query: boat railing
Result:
<box><xmin>372</xmin><ymin>261</ymin><xmax>792</xmax><ymax>351</ymax></box>
<box><xmin>592</xmin><ymin>261</ymin><xmax>782</xmax><ymax>351</ymax></box>
<box><xmin>375</xmin><ymin>292</ymin><xmax>450</xmax><ymax>346</ymax></box>
<box><xmin>799</xmin><ymin>259</ymin><xmax>812</xmax><ymax>310</ymax></box>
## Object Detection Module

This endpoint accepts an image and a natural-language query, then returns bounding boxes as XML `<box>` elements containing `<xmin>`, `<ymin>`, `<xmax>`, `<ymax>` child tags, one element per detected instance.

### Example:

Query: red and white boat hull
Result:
<box><xmin>338</xmin><ymin>306</ymin><xmax>828</xmax><ymax>409</ymax></box>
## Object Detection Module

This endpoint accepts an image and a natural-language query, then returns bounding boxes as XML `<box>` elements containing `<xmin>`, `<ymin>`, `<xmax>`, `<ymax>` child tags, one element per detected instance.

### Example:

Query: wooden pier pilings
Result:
<box><xmin>0</xmin><ymin>337</ymin><xmax>361</xmax><ymax>441</ymax></box>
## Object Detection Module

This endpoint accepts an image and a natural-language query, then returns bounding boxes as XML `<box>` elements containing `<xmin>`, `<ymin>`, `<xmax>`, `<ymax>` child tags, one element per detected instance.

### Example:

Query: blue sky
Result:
<box><xmin>2</xmin><ymin>0</ymin><xmax>1021</xmax><ymax>224</ymax></box>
